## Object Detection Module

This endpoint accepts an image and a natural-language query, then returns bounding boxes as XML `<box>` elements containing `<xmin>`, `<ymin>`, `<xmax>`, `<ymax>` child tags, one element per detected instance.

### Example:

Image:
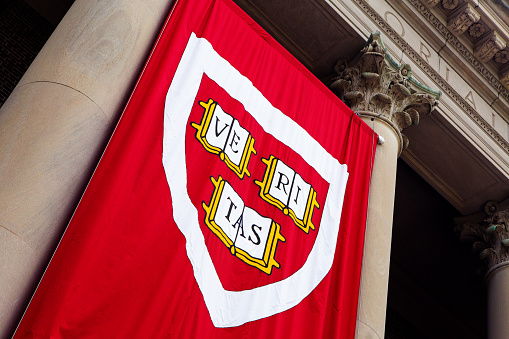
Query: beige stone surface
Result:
<box><xmin>356</xmin><ymin>319</ymin><xmax>381</xmax><ymax>339</ymax></box>
<box><xmin>356</xmin><ymin>118</ymin><xmax>400</xmax><ymax>339</ymax></box>
<box><xmin>0</xmin><ymin>82</ymin><xmax>109</xmax><ymax>337</ymax></box>
<box><xmin>0</xmin><ymin>83</ymin><xmax>109</xmax><ymax>251</ymax></box>
<box><xmin>0</xmin><ymin>0</ymin><xmax>175</xmax><ymax>336</ymax></box>
<box><xmin>18</xmin><ymin>0</ymin><xmax>172</xmax><ymax>121</ymax></box>
<box><xmin>0</xmin><ymin>227</ymin><xmax>39</xmax><ymax>337</ymax></box>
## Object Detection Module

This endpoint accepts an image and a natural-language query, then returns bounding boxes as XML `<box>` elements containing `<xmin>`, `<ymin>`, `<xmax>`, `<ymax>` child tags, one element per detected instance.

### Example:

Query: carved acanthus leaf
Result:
<box><xmin>474</xmin><ymin>32</ymin><xmax>506</xmax><ymax>63</ymax></box>
<box><xmin>330</xmin><ymin>32</ymin><xmax>439</xmax><ymax>154</ymax></box>
<box><xmin>447</xmin><ymin>4</ymin><xmax>480</xmax><ymax>36</ymax></box>
<box><xmin>457</xmin><ymin>200</ymin><xmax>509</xmax><ymax>278</ymax></box>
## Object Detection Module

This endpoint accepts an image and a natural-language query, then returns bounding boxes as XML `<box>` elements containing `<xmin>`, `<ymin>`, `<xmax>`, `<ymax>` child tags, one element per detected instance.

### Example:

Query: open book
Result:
<box><xmin>203</xmin><ymin>176</ymin><xmax>286</xmax><ymax>274</ymax></box>
<box><xmin>191</xmin><ymin>99</ymin><xmax>257</xmax><ymax>179</ymax></box>
<box><xmin>255</xmin><ymin>155</ymin><xmax>320</xmax><ymax>233</ymax></box>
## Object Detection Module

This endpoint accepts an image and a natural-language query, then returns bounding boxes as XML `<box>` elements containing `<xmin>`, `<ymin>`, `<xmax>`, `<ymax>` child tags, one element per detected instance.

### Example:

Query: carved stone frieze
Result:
<box><xmin>350</xmin><ymin>0</ymin><xmax>509</xmax><ymax>154</ymax></box>
<box><xmin>474</xmin><ymin>32</ymin><xmax>506</xmax><ymax>63</ymax></box>
<box><xmin>406</xmin><ymin>0</ymin><xmax>509</xmax><ymax>99</ymax></box>
<box><xmin>458</xmin><ymin>200</ymin><xmax>509</xmax><ymax>278</ymax></box>
<box><xmin>330</xmin><ymin>32</ymin><xmax>440</xmax><ymax>154</ymax></box>
<box><xmin>447</xmin><ymin>4</ymin><xmax>480</xmax><ymax>36</ymax></box>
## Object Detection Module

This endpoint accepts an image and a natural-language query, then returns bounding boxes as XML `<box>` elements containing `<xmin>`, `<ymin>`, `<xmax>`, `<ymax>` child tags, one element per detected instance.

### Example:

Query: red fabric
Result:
<box><xmin>15</xmin><ymin>0</ymin><xmax>376</xmax><ymax>337</ymax></box>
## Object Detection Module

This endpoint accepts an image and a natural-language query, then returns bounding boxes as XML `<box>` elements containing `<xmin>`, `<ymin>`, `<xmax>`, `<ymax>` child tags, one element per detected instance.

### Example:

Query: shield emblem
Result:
<box><xmin>162</xmin><ymin>34</ymin><xmax>349</xmax><ymax>328</ymax></box>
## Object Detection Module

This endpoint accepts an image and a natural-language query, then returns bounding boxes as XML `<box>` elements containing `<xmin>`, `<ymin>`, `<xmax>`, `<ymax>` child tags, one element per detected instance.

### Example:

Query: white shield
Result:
<box><xmin>162</xmin><ymin>33</ymin><xmax>349</xmax><ymax>327</ymax></box>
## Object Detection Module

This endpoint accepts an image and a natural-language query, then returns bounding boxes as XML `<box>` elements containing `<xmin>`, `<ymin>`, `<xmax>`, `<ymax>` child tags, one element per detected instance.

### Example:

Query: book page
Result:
<box><xmin>234</xmin><ymin>207</ymin><xmax>272</xmax><ymax>260</ymax></box>
<box><xmin>287</xmin><ymin>173</ymin><xmax>312</xmax><ymax>221</ymax></box>
<box><xmin>204</xmin><ymin>102</ymin><xmax>234</xmax><ymax>151</ymax></box>
<box><xmin>267</xmin><ymin>159</ymin><xmax>295</xmax><ymax>206</ymax></box>
<box><xmin>224</xmin><ymin>119</ymin><xmax>250</xmax><ymax>167</ymax></box>
<box><xmin>213</xmin><ymin>180</ymin><xmax>245</xmax><ymax>243</ymax></box>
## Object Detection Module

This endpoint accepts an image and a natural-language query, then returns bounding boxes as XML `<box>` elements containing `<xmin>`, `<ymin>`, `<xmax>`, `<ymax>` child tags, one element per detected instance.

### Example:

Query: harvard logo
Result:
<box><xmin>162</xmin><ymin>33</ymin><xmax>349</xmax><ymax>327</ymax></box>
<box><xmin>191</xmin><ymin>98</ymin><xmax>322</xmax><ymax>275</ymax></box>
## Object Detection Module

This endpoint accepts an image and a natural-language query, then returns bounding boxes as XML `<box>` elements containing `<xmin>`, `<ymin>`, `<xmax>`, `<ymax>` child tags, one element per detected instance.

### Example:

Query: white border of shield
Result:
<box><xmin>162</xmin><ymin>33</ymin><xmax>349</xmax><ymax>327</ymax></box>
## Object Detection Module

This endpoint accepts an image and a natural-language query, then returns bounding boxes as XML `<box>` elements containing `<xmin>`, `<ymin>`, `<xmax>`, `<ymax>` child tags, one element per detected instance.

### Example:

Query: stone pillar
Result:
<box><xmin>354</xmin><ymin>115</ymin><xmax>399</xmax><ymax>339</ymax></box>
<box><xmin>0</xmin><ymin>0</ymin><xmax>175</xmax><ymax>336</ymax></box>
<box><xmin>330</xmin><ymin>32</ymin><xmax>440</xmax><ymax>339</ymax></box>
<box><xmin>458</xmin><ymin>199</ymin><xmax>509</xmax><ymax>339</ymax></box>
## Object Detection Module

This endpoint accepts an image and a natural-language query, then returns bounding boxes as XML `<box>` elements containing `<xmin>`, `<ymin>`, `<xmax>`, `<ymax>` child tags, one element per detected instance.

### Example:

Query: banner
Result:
<box><xmin>15</xmin><ymin>0</ymin><xmax>376</xmax><ymax>337</ymax></box>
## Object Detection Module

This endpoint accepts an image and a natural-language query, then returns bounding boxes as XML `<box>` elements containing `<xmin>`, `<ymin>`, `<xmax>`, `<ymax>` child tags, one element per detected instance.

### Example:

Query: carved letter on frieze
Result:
<box><xmin>465</xmin><ymin>90</ymin><xmax>477</xmax><ymax>110</ymax></box>
<box><xmin>474</xmin><ymin>32</ymin><xmax>507</xmax><ymax>63</ymax></box>
<box><xmin>457</xmin><ymin>200</ymin><xmax>509</xmax><ymax>279</ymax></box>
<box><xmin>447</xmin><ymin>4</ymin><xmax>480</xmax><ymax>36</ymax></box>
<box><xmin>420</xmin><ymin>42</ymin><xmax>431</xmax><ymax>63</ymax></box>
<box><xmin>330</xmin><ymin>32</ymin><xmax>440</xmax><ymax>155</ymax></box>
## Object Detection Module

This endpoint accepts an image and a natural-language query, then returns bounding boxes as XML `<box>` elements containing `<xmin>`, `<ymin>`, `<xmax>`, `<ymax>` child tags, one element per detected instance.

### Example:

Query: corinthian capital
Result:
<box><xmin>330</xmin><ymin>32</ymin><xmax>440</xmax><ymax>154</ymax></box>
<box><xmin>457</xmin><ymin>199</ymin><xmax>509</xmax><ymax>278</ymax></box>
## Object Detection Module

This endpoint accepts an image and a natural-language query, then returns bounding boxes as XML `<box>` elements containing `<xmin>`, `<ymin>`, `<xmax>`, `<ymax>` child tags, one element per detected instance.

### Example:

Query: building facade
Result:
<box><xmin>1</xmin><ymin>0</ymin><xmax>508</xmax><ymax>338</ymax></box>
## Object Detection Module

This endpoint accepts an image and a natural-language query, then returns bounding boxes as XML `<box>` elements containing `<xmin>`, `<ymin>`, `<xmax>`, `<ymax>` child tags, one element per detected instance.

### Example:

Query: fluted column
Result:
<box><xmin>0</xmin><ymin>0</ymin><xmax>175</xmax><ymax>336</ymax></box>
<box><xmin>458</xmin><ymin>199</ymin><xmax>509</xmax><ymax>339</ymax></box>
<box><xmin>330</xmin><ymin>32</ymin><xmax>440</xmax><ymax>339</ymax></box>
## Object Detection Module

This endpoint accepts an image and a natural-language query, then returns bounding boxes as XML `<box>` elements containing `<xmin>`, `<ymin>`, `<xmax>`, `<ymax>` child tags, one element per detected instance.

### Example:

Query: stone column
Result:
<box><xmin>330</xmin><ymin>32</ymin><xmax>440</xmax><ymax>339</ymax></box>
<box><xmin>0</xmin><ymin>0</ymin><xmax>175</xmax><ymax>336</ymax></box>
<box><xmin>458</xmin><ymin>199</ymin><xmax>509</xmax><ymax>339</ymax></box>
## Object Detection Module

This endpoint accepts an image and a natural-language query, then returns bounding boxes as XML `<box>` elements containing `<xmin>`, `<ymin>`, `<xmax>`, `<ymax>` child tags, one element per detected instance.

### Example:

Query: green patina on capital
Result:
<box><xmin>371</xmin><ymin>32</ymin><xmax>442</xmax><ymax>100</ymax></box>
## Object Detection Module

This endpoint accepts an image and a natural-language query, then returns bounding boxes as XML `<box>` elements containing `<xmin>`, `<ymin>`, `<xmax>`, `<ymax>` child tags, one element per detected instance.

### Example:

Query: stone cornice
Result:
<box><xmin>407</xmin><ymin>0</ymin><xmax>509</xmax><ymax>99</ymax></box>
<box><xmin>351</xmin><ymin>0</ymin><xmax>509</xmax><ymax>154</ymax></box>
<box><xmin>474</xmin><ymin>31</ymin><xmax>506</xmax><ymax>63</ymax></box>
<box><xmin>447</xmin><ymin>3</ymin><xmax>481</xmax><ymax>36</ymax></box>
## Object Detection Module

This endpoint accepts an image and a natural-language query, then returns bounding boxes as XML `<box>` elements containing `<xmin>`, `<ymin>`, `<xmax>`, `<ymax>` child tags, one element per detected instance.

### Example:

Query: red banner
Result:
<box><xmin>15</xmin><ymin>0</ymin><xmax>376</xmax><ymax>337</ymax></box>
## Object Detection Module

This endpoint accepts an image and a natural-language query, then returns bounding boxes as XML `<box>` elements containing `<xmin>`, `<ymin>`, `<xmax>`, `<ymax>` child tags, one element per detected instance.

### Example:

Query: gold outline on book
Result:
<box><xmin>254</xmin><ymin>155</ymin><xmax>320</xmax><ymax>234</ymax></box>
<box><xmin>191</xmin><ymin>99</ymin><xmax>256</xmax><ymax>179</ymax></box>
<box><xmin>202</xmin><ymin>176</ymin><xmax>286</xmax><ymax>275</ymax></box>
